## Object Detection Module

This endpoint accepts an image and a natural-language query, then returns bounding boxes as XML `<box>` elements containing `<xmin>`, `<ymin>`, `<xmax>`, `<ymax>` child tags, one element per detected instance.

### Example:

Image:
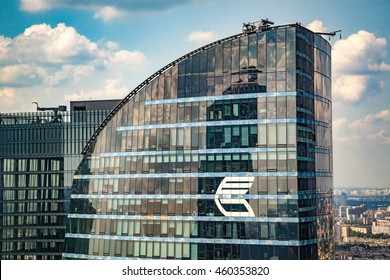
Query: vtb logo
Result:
<box><xmin>214</xmin><ymin>177</ymin><xmax>255</xmax><ymax>217</ymax></box>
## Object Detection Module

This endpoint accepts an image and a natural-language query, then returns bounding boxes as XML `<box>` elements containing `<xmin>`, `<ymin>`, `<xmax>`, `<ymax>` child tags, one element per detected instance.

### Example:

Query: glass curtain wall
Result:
<box><xmin>64</xmin><ymin>25</ymin><xmax>333</xmax><ymax>260</ymax></box>
<box><xmin>0</xmin><ymin>109</ymin><xmax>111</xmax><ymax>259</ymax></box>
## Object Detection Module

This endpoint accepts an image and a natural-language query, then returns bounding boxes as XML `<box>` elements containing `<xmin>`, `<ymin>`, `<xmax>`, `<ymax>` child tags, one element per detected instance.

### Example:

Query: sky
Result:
<box><xmin>0</xmin><ymin>0</ymin><xmax>389</xmax><ymax>188</ymax></box>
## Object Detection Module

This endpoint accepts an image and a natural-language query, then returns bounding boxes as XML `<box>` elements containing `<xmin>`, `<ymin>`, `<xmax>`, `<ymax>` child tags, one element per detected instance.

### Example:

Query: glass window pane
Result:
<box><xmin>277</xmin><ymin>123</ymin><xmax>287</xmax><ymax>145</ymax></box>
<box><xmin>267</xmin><ymin>124</ymin><xmax>276</xmax><ymax>147</ymax></box>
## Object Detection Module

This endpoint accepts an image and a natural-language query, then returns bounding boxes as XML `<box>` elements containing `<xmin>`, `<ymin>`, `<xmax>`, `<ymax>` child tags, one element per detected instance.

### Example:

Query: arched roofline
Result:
<box><xmin>82</xmin><ymin>32</ymin><xmax>246</xmax><ymax>154</ymax></box>
<box><xmin>82</xmin><ymin>22</ymin><xmax>304</xmax><ymax>155</ymax></box>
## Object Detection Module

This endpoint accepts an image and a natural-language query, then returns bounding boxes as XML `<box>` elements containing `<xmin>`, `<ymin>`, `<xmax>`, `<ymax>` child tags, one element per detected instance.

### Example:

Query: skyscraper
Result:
<box><xmin>0</xmin><ymin>100</ymin><xmax>119</xmax><ymax>259</ymax></box>
<box><xmin>64</xmin><ymin>21</ymin><xmax>333</xmax><ymax>260</ymax></box>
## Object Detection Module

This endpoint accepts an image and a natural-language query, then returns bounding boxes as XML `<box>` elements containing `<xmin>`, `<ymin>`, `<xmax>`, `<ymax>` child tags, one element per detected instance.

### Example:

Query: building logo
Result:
<box><xmin>214</xmin><ymin>177</ymin><xmax>255</xmax><ymax>217</ymax></box>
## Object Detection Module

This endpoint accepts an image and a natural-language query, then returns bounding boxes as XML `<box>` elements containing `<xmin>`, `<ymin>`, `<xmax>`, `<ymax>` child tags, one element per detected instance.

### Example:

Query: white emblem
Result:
<box><xmin>214</xmin><ymin>177</ymin><xmax>255</xmax><ymax>217</ymax></box>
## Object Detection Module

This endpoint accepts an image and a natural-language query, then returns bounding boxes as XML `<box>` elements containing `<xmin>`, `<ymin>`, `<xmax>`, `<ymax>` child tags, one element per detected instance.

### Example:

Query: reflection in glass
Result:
<box><xmin>63</xmin><ymin>25</ymin><xmax>333</xmax><ymax>260</ymax></box>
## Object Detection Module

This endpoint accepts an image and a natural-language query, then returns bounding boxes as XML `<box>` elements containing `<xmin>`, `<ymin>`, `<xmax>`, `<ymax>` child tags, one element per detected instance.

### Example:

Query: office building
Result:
<box><xmin>0</xmin><ymin>100</ymin><xmax>119</xmax><ymax>259</ymax></box>
<box><xmin>64</xmin><ymin>21</ymin><xmax>333</xmax><ymax>260</ymax></box>
<box><xmin>372</xmin><ymin>220</ymin><xmax>390</xmax><ymax>236</ymax></box>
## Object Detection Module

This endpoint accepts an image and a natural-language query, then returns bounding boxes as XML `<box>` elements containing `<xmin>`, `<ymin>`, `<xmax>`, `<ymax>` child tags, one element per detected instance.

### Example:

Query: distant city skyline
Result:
<box><xmin>0</xmin><ymin>0</ymin><xmax>389</xmax><ymax>187</ymax></box>
<box><xmin>335</xmin><ymin>186</ymin><xmax>390</xmax><ymax>189</ymax></box>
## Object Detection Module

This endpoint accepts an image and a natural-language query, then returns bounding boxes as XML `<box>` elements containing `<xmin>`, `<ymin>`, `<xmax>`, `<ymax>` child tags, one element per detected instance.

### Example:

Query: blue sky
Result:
<box><xmin>0</xmin><ymin>0</ymin><xmax>389</xmax><ymax>187</ymax></box>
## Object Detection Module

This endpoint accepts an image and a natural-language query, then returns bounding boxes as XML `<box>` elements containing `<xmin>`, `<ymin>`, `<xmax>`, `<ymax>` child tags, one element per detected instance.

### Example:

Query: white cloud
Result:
<box><xmin>334</xmin><ymin>109</ymin><xmax>390</xmax><ymax>145</ymax></box>
<box><xmin>0</xmin><ymin>23</ymin><xmax>100</xmax><ymax>66</ymax></box>
<box><xmin>367</xmin><ymin>130</ymin><xmax>390</xmax><ymax>144</ymax></box>
<box><xmin>306</xmin><ymin>20</ymin><xmax>327</xmax><ymax>33</ymax></box>
<box><xmin>106</xmin><ymin>50</ymin><xmax>147</xmax><ymax>71</ymax></box>
<box><xmin>333</xmin><ymin>30</ymin><xmax>390</xmax><ymax>74</ymax></box>
<box><xmin>333</xmin><ymin>75</ymin><xmax>384</xmax><ymax>102</ymax></box>
<box><xmin>94</xmin><ymin>6</ymin><xmax>129</xmax><ymax>22</ymax></box>
<box><xmin>65</xmin><ymin>78</ymin><xmax>129</xmax><ymax>101</ymax></box>
<box><xmin>23</xmin><ymin>22</ymin><xmax>52</xmax><ymax>36</ymax></box>
<box><xmin>0</xmin><ymin>64</ymin><xmax>44</xmax><ymax>86</ymax></box>
<box><xmin>42</xmin><ymin>64</ymin><xmax>96</xmax><ymax>87</ymax></box>
<box><xmin>333</xmin><ymin>117</ymin><xmax>359</xmax><ymax>143</ymax></box>
<box><xmin>187</xmin><ymin>30</ymin><xmax>218</xmax><ymax>45</ymax></box>
<box><xmin>0</xmin><ymin>88</ymin><xmax>17</xmax><ymax>109</ymax></box>
<box><xmin>0</xmin><ymin>23</ymin><xmax>147</xmax><ymax>112</ymax></box>
<box><xmin>309</xmin><ymin>21</ymin><xmax>390</xmax><ymax>104</ymax></box>
<box><xmin>20</xmin><ymin>0</ymin><xmax>193</xmax><ymax>22</ymax></box>
<box><xmin>332</xmin><ymin>30</ymin><xmax>390</xmax><ymax>103</ymax></box>
<box><xmin>20</xmin><ymin>0</ymin><xmax>53</xmax><ymax>12</ymax></box>
<box><xmin>366</xmin><ymin>109</ymin><xmax>390</xmax><ymax>122</ymax></box>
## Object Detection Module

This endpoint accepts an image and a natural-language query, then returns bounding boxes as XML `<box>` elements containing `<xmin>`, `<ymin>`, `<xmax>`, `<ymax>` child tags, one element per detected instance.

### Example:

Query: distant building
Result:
<box><xmin>336</xmin><ymin>205</ymin><xmax>366</xmax><ymax>221</ymax></box>
<box><xmin>361</xmin><ymin>216</ymin><xmax>372</xmax><ymax>225</ymax></box>
<box><xmin>0</xmin><ymin>100</ymin><xmax>119</xmax><ymax>260</ymax></box>
<box><xmin>334</xmin><ymin>222</ymin><xmax>342</xmax><ymax>242</ymax></box>
<box><xmin>346</xmin><ymin>205</ymin><xmax>366</xmax><ymax>220</ymax></box>
<box><xmin>339</xmin><ymin>206</ymin><xmax>347</xmax><ymax>219</ymax></box>
<box><xmin>374</xmin><ymin>209</ymin><xmax>390</xmax><ymax>220</ymax></box>
<box><xmin>350</xmin><ymin>226</ymin><xmax>370</xmax><ymax>234</ymax></box>
<box><xmin>341</xmin><ymin>225</ymin><xmax>351</xmax><ymax>242</ymax></box>
<box><xmin>334</xmin><ymin>192</ymin><xmax>347</xmax><ymax>207</ymax></box>
<box><xmin>372</xmin><ymin>220</ymin><xmax>390</xmax><ymax>235</ymax></box>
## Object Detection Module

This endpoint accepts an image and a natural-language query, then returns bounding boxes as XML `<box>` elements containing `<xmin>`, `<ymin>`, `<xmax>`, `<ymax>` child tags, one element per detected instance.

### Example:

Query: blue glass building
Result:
<box><xmin>64</xmin><ymin>22</ymin><xmax>334</xmax><ymax>260</ymax></box>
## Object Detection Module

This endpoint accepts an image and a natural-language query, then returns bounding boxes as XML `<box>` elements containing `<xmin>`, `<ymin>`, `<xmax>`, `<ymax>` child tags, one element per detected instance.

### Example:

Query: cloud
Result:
<box><xmin>306</xmin><ymin>20</ymin><xmax>327</xmax><ymax>33</ymax></box>
<box><xmin>333</xmin><ymin>75</ymin><xmax>384</xmax><ymax>102</ymax></box>
<box><xmin>361</xmin><ymin>109</ymin><xmax>390</xmax><ymax>122</ymax></box>
<box><xmin>0</xmin><ymin>64</ymin><xmax>46</xmax><ymax>86</ymax></box>
<box><xmin>333</xmin><ymin>30</ymin><xmax>390</xmax><ymax>74</ymax></box>
<box><xmin>0</xmin><ymin>23</ymin><xmax>100</xmax><ymax>66</ymax></box>
<box><xmin>65</xmin><ymin>78</ymin><xmax>129</xmax><ymax>101</ymax></box>
<box><xmin>332</xmin><ymin>30</ymin><xmax>390</xmax><ymax>103</ymax></box>
<box><xmin>105</xmin><ymin>50</ymin><xmax>146</xmax><ymax>71</ymax></box>
<box><xmin>93</xmin><ymin>6</ymin><xmax>128</xmax><ymax>22</ymax></box>
<box><xmin>334</xmin><ymin>109</ymin><xmax>390</xmax><ymax>145</ymax></box>
<box><xmin>42</xmin><ymin>64</ymin><xmax>96</xmax><ymax>87</ymax></box>
<box><xmin>308</xmin><ymin>20</ymin><xmax>390</xmax><ymax>104</ymax></box>
<box><xmin>187</xmin><ymin>30</ymin><xmax>218</xmax><ymax>45</ymax></box>
<box><xmin>367</xmin><ymin>130</ymin><xmax>390</xmax><ymax>144</ymax></box>
<box><xmin>0</xmin><ymin>23</ymin><xmax>147</xmax><ymax>112</ymax></box>
<box><xmin>20</xmin><ymin>0</ymin><xmax>194</xmax><ymax>21</ymax></box>
<box><xmin>20</xmin><ymin>0</ymin><xmax>53</xmax><ymax>12</ymax></box>
<box><xmin>0</xmin><ymin>88</ymin><xmax>17</xmax><ymax>109</ymax></box>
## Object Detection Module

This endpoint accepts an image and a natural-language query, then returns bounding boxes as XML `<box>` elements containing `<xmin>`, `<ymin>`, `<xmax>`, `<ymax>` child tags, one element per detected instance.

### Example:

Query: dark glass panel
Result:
<box><xmin>207</xmin><ymin>47</ymin><xmax>215</xmax><ymax>74</ymax></box>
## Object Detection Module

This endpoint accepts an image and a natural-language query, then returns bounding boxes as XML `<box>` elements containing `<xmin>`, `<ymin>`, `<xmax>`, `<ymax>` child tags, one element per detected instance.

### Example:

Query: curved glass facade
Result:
<box><xmin>64</xmin><ymin>24</ymin><xmax>333</xmax><ymax>260</ymax></box>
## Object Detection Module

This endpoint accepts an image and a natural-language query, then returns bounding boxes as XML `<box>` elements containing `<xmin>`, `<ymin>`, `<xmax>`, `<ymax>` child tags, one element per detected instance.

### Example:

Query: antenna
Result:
<box><xmin>31</xmin><ymin>102</ymin><xmax>67</xmax><ymax>123</ymax></box>
<box><xmin>242</xmin><ymin>18</ymin><xmax>275</xmax><ymax>33</ymax></box>
<box><xmin>316</xmin><ymin>30</ymin><xmax>342</xmax><ymax>40</ymax></box>
<box><xmin>259</xmin><ymin>18</ymin><xmax>274</xmax><ymax>31</ymax></box>
<box><xmin>242</xmin><ymin>22</ymin><xmax>257</xmax><ymax>33</ymax></box>
<box><xmin>32</xmin><ymin>102</ymin><xmax>39</xmax><ymax>110</ymax></box>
